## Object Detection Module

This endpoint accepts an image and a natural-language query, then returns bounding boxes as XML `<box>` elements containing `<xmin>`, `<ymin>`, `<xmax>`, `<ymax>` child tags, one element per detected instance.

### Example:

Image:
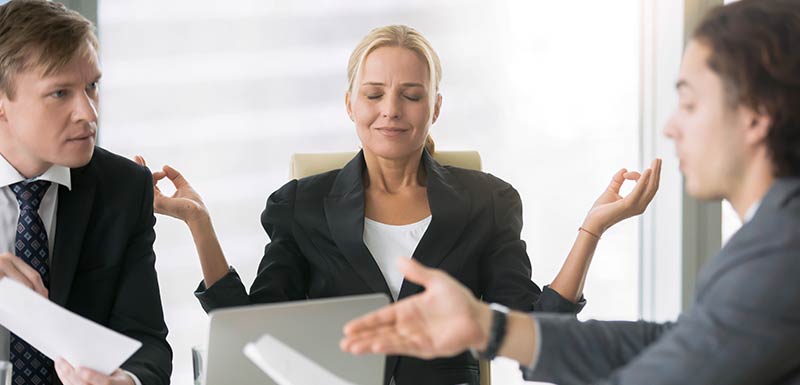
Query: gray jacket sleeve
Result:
<box><xmin>522</xmin><ymin>228</ymin><xmax>800</xmax><ymax>385</ymax></box>
<box><xmin>522</xmin><ymin>316</ymin><xmax>674</xmax><ymax>384</ymax></box>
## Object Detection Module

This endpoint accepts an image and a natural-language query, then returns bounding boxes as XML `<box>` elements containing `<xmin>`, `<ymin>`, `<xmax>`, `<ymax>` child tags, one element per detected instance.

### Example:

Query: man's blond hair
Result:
<box><xmin>0</xmin><ymin>0</ymin><xmax>98</xmax><ymax>99</ymax></box>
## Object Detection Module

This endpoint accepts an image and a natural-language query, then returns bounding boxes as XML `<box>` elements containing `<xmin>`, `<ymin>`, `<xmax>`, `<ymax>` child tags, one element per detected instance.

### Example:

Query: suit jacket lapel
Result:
<box><xmin>50</xmin><ymin>163</ymin><xmax>95</xmax><ymax>307</ymax></box>
<box><xmin>397</xmin><ymin>150</ymin><xmax>471</xmax><ymax>299</ymax></box>
<box><xmin>695</xmin><ymin>177</ymin><xmax>800</xmax><ymax>297</ymax></box>
<box><xmin>323</xmin><ymin>151</ymin><xmax>393</xmax><ymax>297</ymax></box>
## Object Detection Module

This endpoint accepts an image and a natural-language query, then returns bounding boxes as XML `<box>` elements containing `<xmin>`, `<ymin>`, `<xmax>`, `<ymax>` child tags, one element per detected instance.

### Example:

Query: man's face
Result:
<box><xmin>0</xmin><ymin>43</ymin><xmax>101</xmax><ymax>175</ymax></box>
<box><xmin>664</xmin><ymin>40</ymin><xmax>751</xmax><ymax>200</ymax></box>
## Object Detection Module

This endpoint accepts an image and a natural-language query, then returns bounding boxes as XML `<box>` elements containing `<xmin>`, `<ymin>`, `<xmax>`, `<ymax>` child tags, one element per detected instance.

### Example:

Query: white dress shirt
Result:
<box><xmin>0</xmin><ymin>155</ymin><xmax>141</xmax><ymax>385</ymax></box>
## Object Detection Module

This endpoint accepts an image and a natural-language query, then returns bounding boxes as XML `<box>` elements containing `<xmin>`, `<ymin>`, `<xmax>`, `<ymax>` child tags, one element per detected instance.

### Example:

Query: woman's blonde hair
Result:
<box><xmin>347</xmin><ymin>25</ymin><xmax>441</xmax><ymax>154</ymax></box>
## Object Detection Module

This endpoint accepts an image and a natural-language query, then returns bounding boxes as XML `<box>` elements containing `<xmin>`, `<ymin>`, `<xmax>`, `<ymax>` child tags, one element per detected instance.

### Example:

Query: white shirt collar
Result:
<box><xmin>0</xmin><ymin>153</ymin><xmax>72</xmax><ymax>191</ymax></box>
<box><xmin>743</xmin><ymin>200</ymin><xmax>761</xmax><ymax>223</ymax></box>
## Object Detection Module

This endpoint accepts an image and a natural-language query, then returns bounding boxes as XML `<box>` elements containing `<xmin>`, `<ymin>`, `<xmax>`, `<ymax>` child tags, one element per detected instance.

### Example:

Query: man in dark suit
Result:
<box><xmin>0</xmin><ymin>1</ymin><xmax>171</xmax><ymax>384</ymax></box>
<box><xmin>341</xmin><ymin>1</ymin><xmax>800</xmax><ymax>384</ymax></box>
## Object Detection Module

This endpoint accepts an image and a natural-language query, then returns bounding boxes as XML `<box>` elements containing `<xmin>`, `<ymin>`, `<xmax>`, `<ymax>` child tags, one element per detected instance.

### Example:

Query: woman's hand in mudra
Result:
<box><xmin>582</xmin><ymin>158</ymin><xmax>662</xmax><ymax>236</ymax></box>
<box><xmin>134</xmin><ymin>156</ymin><xmax>209</xmax><ymax>225</ymax></box>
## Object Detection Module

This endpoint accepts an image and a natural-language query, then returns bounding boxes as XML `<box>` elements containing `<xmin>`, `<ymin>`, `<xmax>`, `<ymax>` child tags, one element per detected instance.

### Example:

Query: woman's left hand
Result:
<box><xmin>582</xmin><ymin>158</ymin><xmax>662</xmax><ymax>236</ymax></box>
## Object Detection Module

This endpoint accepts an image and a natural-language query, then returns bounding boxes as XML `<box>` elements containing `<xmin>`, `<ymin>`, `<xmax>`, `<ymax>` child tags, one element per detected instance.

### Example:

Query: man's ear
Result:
<box><xmin>742</xmin><ymin>104</ymin><xmax>772</xmax><ymax>145</ymax></box>
<box><xmin>0</xmin><ymin>93</ymin><xmax>6</xmax><ymax>123</ymax></box>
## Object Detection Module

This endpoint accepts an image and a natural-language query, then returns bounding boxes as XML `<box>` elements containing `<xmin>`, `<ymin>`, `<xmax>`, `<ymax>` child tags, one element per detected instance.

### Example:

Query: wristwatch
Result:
<box><xmin>475</xmin><ymin>303</ymin><xmax>509</xmax><ymax>360</ymax></box>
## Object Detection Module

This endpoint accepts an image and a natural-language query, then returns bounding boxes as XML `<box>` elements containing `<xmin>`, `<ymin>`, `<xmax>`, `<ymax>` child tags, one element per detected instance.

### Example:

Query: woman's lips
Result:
<box><xmin>374</xmin><ymin>127</ymin><xmax>409</xmax><ymax>137</ymax></box>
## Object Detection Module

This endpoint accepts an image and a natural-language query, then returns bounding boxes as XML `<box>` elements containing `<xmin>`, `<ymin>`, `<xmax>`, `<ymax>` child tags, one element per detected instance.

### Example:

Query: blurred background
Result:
<box><xmin>0</xmin><ymin>0</ymin><xmax>742</xmax><ymax>383</ymax></box>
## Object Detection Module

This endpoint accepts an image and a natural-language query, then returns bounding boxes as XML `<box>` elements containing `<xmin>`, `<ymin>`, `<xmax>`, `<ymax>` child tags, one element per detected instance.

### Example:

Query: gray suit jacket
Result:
<box><xmin>523</xmin><ymin>178</ymin><xmax>800</xmax><ymax>385</ymax></box>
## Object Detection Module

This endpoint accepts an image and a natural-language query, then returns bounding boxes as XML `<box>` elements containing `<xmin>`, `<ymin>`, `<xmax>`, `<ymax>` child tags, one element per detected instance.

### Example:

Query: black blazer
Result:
<box><xmin>50</xmin><ymin>147</ymin><xmax>172</xmax><ymax>385</ymax></box>
<box><xmin>196</xmin><ymin>150</ymin><xmax>582</xmax><ymax>385</ymax></box>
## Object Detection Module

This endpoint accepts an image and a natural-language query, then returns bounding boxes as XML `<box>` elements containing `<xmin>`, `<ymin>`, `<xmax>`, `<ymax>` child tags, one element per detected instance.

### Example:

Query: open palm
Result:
<box><xmin>341</xmin><ymin>259</ymin><xmax>486</xmax><ymax>359</ymax></box>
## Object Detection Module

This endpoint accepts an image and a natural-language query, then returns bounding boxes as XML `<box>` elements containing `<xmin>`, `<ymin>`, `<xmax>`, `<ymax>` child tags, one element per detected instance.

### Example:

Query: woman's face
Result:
<box><xmin>347</xmin><ymin>46</ymin><xmax>441</xmax><ymax>160</ymax></box>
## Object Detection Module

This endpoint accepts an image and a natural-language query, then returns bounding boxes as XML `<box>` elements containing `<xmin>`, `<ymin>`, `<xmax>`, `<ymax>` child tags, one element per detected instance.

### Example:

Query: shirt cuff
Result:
<box><xmin>123</xmin><ymin>370</ymin><xmax>142</xmax><ymax>385</ymax></box>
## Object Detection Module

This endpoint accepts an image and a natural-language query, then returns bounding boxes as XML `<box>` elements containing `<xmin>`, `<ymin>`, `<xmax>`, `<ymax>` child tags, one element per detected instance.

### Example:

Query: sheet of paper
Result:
<box><xmin>0</xmin><ymin>278</ymin><xmax>141</xmax><ymax>375</ymax></box>
<box><xmin>243</xmin><ymin>333</ymin><xmax>356</xmax><ymax>385</ymax></box>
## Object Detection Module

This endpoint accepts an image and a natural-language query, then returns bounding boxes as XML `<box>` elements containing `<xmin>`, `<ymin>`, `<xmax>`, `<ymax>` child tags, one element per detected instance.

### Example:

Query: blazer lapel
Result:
<box><xmin>695</xmin><ymin>177</ymin><xmax>800</xmax><ymax>297</ymax></box>
<box><xmin>323</xmin><ymin>151</ymin><xmax>393</xmax><ymax>297</ymax></box>
<box><xmin>50</xmin><ymin>164</ymin><xmax>95</xmax><ymax>307</ymax></box>
<box><xmin>397</xmin><ymin>150</ymin><xmax>471</xmax><ymax>298</ymax></box>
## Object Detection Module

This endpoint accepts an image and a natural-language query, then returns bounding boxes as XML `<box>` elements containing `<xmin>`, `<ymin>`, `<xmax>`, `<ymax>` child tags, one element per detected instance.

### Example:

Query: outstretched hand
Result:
<box><xmin>134</xmin><ymin>156</ymin><xmax>208</xmax><ymax>224</ymax></box>
<box><xmin>340</xmin><ymin>258</ymin><xmax>489</xmax><ymax>359</ymax></box>
<box><xmin>582</xmin><ymin>158</ymin><xmax>662</xmax><ymax>235</ymax></box>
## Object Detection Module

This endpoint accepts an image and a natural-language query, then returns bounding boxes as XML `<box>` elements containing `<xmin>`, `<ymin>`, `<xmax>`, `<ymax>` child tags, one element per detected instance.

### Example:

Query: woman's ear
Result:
<box><xmin>432</xmin><ymin>93</ymin><xmax>442</xmax><ymax>124</ymax></box>
<box><xmin>345</xmin><ymin>92</ymin><xmax>354</xmax><ymax>121</ymax></box>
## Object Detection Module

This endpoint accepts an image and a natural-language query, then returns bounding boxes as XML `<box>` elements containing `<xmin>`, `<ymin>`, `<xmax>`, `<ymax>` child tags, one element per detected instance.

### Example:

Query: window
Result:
<box><xmin>98</xmin><ymin>1</ymin><xmax>644</xmax><ymax>383</ymax></box>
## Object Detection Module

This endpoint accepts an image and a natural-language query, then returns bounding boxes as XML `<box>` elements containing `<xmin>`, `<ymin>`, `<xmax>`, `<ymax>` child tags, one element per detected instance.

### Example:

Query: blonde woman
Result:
<box><xmin>138</xmin><ymin>25</ymin><xmax>660</xmax><ymax>385</ymax></box>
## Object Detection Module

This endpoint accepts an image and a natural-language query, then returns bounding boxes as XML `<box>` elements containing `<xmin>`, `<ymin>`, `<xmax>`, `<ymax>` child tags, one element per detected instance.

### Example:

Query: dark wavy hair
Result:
<box><xmin>694</xmin><ymin>0</ymin><xmax>800</xmax><ymax>177</ymax></box>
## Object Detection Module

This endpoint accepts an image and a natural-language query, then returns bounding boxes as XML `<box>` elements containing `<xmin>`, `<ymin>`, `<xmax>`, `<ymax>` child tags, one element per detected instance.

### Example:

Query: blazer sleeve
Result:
<box><xmin>479</xmin><ymin>179</ymin><xmax>585</xmax><ymax>314</ymax></box>
<box><xmin>524</xmin><ymin>240</ymin><xmax>800</xmax><ymax>385</ymax></box>
<box><xmin>195</xmin><ymin>180</ymin><xmax>309</xmax><ymax>313</ymax></box>
<box><xmin>522</xmin><ymin>315</ymin><xmax>674</xmax><ymax>385</ymax></box>
<box><xmin>116</xmin><ymin>169</ymin><xmax>172</xmax><ymax>385</ymax></box>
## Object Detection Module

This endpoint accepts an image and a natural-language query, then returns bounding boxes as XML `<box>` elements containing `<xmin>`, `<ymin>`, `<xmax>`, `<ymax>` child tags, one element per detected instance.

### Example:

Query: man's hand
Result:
<box><xmin>0</xmin><ymin>252</ymin><xmax>48</xmax><ymax>297</ymax></box>
<box><xmin>340</xmin><ymin>258</ymin><xmax>492</xmax><ymax>359</ymax></box>
<box><xmin>55</xmin><ymin>358</ymin><xmax>135</xmax><ymax>385</ymax></box>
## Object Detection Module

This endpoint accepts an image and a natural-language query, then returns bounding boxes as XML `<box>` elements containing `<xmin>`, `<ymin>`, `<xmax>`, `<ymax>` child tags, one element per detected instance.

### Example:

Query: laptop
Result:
<box><xmin>203</xmin><ymin>293</ymin><xmax>389</xmax><ymax>385</ymax></box>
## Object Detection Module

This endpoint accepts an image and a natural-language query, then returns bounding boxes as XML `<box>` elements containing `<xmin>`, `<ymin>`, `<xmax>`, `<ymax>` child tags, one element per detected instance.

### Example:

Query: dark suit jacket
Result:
<box><xmin>50</xmin><ymin>147</ymin><xmax>172</xmax><ymax>385</ymax></box>
<box><xmin>196</xmin><ymin>150</ymin><xmax>582</xmax><ymax>385</ymax></box>
<box><xmin>523</xmin><ymin>177</ymin><xmax>800</xmax><ymax>385</ymax></box>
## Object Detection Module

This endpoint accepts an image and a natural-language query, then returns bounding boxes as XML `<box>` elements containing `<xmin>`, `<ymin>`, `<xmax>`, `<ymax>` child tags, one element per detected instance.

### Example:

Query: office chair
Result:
<box><xmin>290</xmin><ymin>150</ymin><xmax>491</xmax><ymax>385</ymax></box>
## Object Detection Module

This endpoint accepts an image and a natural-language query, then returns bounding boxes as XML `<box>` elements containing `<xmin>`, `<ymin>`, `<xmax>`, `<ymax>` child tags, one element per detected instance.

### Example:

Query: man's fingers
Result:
<box><xmin>344</xmin><ymin>326</ymin><xmax>415</xmax><ymax>356</ymax></box>
<box><xmin>344</xmin><ymin>305</ymin><xmax>397</xmax><ymax>335</ymax></box>
<box><xmin>397</xmin><ymin>258</ymin><xmax>436</xmax><ymax>287</ymax></box>
<box><xmin>10</xmin><ymin>257</ymin><xmax>48</xmax><ymax>297</ymax></box>
<box><xmin>55</xmin><ymin>357</ymin><xmax>85</xmax><ymax>385</ymax></box>
<box><xmin>77</xmin><ymin>366</ymin><xmax>109</xmax><ymax>385</ymax></box>
<box><xmin>133</xmin><ymin>155</ymin><xmax>146</xmax><ymax>167</ymax></box>
<box><xmin>0</xmin><ymin>258</ymin><xmax>46</xmax><ymax>297</ymax></box>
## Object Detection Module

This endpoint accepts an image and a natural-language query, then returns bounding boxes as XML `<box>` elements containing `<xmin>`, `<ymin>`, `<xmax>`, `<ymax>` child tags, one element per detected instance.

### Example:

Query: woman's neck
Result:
<box><xmin>363</xmin><ymin>148</ymin><xmax>426</xmax><ymax>193</ymax></box>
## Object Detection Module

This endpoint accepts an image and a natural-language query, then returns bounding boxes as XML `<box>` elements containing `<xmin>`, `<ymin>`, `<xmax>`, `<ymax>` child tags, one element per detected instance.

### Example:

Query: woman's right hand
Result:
<box><xmin>134</xmin><ymin>156</ymin><xmax>209</xmax><ymax>225</ymax></box>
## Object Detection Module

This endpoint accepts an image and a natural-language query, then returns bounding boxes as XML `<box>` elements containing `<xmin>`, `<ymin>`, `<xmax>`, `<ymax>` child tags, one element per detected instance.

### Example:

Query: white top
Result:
<box><xmin>363</xmin><ymin>216</ymin><xmax>431</xmax><ymax>301</ymax></box>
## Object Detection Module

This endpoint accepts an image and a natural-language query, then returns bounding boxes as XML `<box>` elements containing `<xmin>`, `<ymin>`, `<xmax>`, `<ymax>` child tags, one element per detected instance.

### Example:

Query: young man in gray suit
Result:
<box><xmin>341</xmin><ymin>0</ymin><xmax>800</xmax><ymax>384</ymax></box>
